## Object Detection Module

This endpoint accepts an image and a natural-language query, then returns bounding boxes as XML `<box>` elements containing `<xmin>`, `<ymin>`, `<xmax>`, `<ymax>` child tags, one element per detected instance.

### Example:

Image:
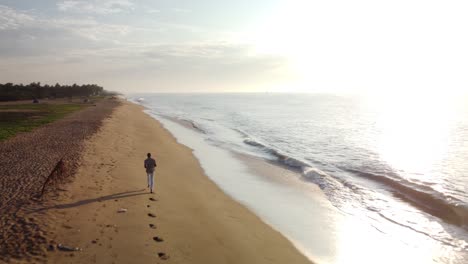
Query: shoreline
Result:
<box><xmin>148</xmin><ymin>108</ymin><xmax>338</xmax><ymax>263</ymax></box>
<box><xmin>37</xmin><ymin>100</ymin><xmax>313</xmax><ymax>263</ymax></box>
<box><xmin>136</xmin><ymin>95</ymin><xmax>468</xmax><ymax>264</ymax></box>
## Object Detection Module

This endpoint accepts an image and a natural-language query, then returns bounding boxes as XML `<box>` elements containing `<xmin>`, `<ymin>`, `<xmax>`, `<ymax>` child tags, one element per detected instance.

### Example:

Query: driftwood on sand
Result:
<box><xmin>39</xmin><ymin>158</ymin><xmax>65</xmax><ymax>198</ymax></box>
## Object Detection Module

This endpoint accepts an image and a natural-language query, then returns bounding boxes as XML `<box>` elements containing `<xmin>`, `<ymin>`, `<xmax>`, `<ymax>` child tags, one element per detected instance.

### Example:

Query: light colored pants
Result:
<box><xmin>147</xmin><ymin>172</ymin><xmax>154</xmax><ymax>191</ymax></box>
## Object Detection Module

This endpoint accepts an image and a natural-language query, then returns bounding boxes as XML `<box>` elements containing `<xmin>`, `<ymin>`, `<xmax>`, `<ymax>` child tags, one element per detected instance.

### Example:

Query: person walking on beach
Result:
<box><xmin>144</xmin><ymin>153</ymin><xmax>157</xmax><ymax>193</ymax></box>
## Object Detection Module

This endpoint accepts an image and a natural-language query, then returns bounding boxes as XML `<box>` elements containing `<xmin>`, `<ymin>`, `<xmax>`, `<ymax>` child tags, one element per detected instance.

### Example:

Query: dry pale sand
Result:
<box><xmin>40</xmin><ymin>101</ymin><xmax>313</xmax><ymax>264</ymax></box>
<box><xmin>0</xmin><ymin>100</ymin><xmax>118</xmax><ymax>263</ymax></box>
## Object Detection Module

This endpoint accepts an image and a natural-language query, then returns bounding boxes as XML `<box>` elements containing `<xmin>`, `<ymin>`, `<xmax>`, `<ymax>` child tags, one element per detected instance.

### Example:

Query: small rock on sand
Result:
<box><xmin>57</xmin><ymin>244</ymin><xmax>81</xmax><ymax>252</ymax></box>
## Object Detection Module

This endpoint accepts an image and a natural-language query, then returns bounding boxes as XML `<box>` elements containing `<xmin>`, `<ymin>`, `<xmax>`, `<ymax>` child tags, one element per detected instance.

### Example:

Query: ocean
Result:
<box><xmin>131</xmin><ymin>93</ymin><xmax>468</xmax><ymax>264</ymax></box>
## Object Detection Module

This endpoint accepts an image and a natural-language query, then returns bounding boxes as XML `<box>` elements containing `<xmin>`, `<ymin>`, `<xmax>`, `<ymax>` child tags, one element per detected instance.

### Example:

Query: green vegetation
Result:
<box><xmin>0</xmin><ymin>103</ymin><xmax>86</xmax><ymax>141</ymax></box>
<box><xmin>0</xmin><ymin>82</ymin><xmax>107</xmax><ymax>101</ymax></box>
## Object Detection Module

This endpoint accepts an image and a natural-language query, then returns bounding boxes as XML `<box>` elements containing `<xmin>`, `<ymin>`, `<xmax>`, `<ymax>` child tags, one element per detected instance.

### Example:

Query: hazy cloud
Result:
<box><xmin>0</xmin><ymin>18</ymin><xmax>135</xmax><ymax>58</ymax></box>
<box><xmin>146</xmin><ymin>9</ymin><xmax>160</xmax><ymax>14</ymax></box>
<box><xmin>49</xmin><ymin>18</ymin><xmax>132</xmax><ymax>41</ymax></box>
<box><xmin>0</xmin><ymin>40</ymin><xmax>291</xmax><ymax>92</ymax></box>
<box><xmin>57</xmin><ymin>0</ymin><xmax>134</xmax><ymax>14</ymax></box>
<box><xmin>143</xmin><ymin>43</ymin><xmax>249</xmax><ymax>59</ymax></box>
<box><xmin>0</xmin><ymin>1</ymin><xmax>294</xmax><ymax>92</ymax></box>
<box><xmin>0</xmin><ymin>4</ymin><xmax>35</xmax><ymax>30</ymax></box>
<box><xmin>170</xmin><ymin>8</ymin><xmax>191</xmax><ymax>13</ymax></box>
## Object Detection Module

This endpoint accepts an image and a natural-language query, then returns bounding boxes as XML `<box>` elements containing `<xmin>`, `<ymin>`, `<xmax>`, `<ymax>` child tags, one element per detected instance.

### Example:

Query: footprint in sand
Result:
<box><xmin>148</xmin><ymin>213</ymin><xmax>156</xmax><ymax>218</ymax></box>
<box><xmin>158</xmin><ymin>252</ymin><xmax>170</xmax><ymax>260</ymax></box>
<box><xmin>149</xmin><ymin>224</ymin><xmax>156</xmax><ymax>229</ymax></box>
<box><xmin>153</xmin><ymin>236</ymin><xmax>164</xmax><ymax>242</ymax></box>
<box><xmin>149</xmin><ymin>197</ymin><xmax>157</xmax><ymax>202</ymax></box>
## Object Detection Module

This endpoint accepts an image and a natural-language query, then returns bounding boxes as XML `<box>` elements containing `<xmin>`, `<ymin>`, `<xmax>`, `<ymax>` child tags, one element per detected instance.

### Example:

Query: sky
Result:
<box><xmin>0</xmin><ymin>0</ymin><xmax>467</xmax><ymax>94</ymax></box>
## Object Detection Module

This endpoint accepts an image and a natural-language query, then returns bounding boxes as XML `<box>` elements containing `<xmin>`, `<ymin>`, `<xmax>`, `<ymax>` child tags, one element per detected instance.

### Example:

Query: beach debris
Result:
<box><xmin>57</xmin><ymin>244</ymin><xmax>81</xmax><ymax>252</ymax></box>
<box><xmin>158</xmin><ymin>252</ymin><xmax>170</xmax><ymax>260</ymax></box>
<box><xmin>148</xmin><ymin>213</ymin><xmax>156</xmax><ymax>218</ymax></box>
<box><xmin>149</xmin><ymin>197</ymin><xmax>157</xmax><ymax>201</ymax></box>
<box><xmin>153</xmin><ymin>236</ymin><xmax>164</xmax><ymax>242</ymax></box>
<box><xmin>39</xmin><ymin>158</ymin><xmax>65</xmax><ymax>197</ymax></box>
<box><xmin>149</xmin><ymin>224</ymin><xmax>156</xmax><ymax>229</ymax></box>
<box><xmin>117</xmin><ymin>208</ymin><xmax>127</xmax><ymax>213</ymax></box>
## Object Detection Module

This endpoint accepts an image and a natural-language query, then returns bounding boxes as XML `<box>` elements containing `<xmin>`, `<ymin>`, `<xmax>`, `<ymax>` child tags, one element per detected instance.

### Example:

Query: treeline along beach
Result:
<box><xmin>0</xmin><ymin>82</ymin><xmax>107</xmax><ymax>101</ymax></box>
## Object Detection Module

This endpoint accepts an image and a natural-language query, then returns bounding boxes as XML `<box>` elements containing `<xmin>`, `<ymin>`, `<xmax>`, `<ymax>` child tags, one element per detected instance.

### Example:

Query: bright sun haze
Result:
<box><xmin>0</xmin><ymin>0</ymin><xmax>467</xmax><ymax>94</ymax></box>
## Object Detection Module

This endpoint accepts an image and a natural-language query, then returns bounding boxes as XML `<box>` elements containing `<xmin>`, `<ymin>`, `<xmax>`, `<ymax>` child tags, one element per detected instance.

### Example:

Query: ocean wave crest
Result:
<box><xmin>345</xmin><ymin>169</ymin><xmax>468</xmax><ymax>228</ymax></box>
<box><xmin>157</xmin><ymin>114</ymin><xmax>208</xmax><ymax>134</ymax></box>
<box><xmin>244</xmin><ymin>138</ymin><xmax>309</xmax><ymax>168</ymax></box>
<box><xmin>243</xmin><ymin>138</ymin><xmax>345</xmax><ymax>191</ymax></box>
<box><xmin>180</xmin><ymin>119</ymin><xmax>207</xmax><ymax>134</ymax></box>
<box><xmin>244</xmin><ymin>137</ymin><xmax>468</xmax><ymax>228</ymax></box>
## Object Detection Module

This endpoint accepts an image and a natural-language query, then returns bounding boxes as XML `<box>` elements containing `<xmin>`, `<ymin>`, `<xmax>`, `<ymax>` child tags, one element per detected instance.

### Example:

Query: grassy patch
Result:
<box><xmin>0</xmin><ymin>103</ymin><xmax>85</xmax><ymax>141</ymax></box>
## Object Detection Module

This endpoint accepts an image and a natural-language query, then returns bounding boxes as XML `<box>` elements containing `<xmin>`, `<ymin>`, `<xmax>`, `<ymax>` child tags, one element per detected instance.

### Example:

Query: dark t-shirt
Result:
<box><xmin>144</xmin><ymin>158</ymin><xmax>157</xmax><ymax>173</ymax></box>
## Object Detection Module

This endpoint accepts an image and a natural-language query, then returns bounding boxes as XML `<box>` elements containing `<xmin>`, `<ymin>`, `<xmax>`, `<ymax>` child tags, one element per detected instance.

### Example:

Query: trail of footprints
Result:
<box><xmin>87</xmin><ymin>195</ymin><xmax>168</xmax><ymax>261</ymax></box>
<box><xmin>147</xmin><ymin>196</ymin><xmax>170</xmax><ymax>261</ymax></box>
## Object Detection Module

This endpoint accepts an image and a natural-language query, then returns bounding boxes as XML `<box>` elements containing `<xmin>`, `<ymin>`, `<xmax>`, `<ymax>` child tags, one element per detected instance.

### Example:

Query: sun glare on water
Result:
<box><xmin>374</xmin><ymin>93</ymin><xmax>459</xmax><ymax>177</ymax></box>
<box><xmin>333</xmin><ymin>92</ymin><xmax>467</xmax><ymax>263</ymax></box>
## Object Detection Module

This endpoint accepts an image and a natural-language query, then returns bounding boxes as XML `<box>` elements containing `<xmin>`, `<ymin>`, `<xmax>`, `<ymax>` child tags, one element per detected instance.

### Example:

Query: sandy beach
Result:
<box><xmin>27</xmin><ymin>101</ymin><xmax>313</xmax><ymax>263</ymax></box>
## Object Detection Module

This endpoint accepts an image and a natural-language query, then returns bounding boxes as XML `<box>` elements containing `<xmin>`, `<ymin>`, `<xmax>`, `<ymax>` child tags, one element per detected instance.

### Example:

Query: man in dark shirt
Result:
<box><xmin>144</xmin><ymin>153</ymin><xmax>157</xmax><ymax>193</ymax></box>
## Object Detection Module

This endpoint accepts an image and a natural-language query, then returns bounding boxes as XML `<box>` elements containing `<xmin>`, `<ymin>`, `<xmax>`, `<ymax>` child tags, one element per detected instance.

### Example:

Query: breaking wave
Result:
<box><xmin>344</xmin><ymin>169</ymin><xmax>468</xmax><ymax>228</ymax></box>
<box><xmin>244</xmin><ymin>137</ymin><xmax>468</xmax><ymax>228</ymax></box>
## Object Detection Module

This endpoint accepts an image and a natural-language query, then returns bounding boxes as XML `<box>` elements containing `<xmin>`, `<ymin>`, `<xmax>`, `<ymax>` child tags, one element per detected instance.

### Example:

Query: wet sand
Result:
<box><xmin>38</xmin><ymin>101</ymin><xmax>313</xmax><ymax>263</ymax></box>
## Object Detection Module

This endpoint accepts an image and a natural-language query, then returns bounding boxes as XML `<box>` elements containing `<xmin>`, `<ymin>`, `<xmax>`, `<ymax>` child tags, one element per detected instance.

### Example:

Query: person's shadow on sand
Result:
<box><xmin>31</xmin><ymin>189</ymin><xmax>148</xmax><ymax>212</ymax></box>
